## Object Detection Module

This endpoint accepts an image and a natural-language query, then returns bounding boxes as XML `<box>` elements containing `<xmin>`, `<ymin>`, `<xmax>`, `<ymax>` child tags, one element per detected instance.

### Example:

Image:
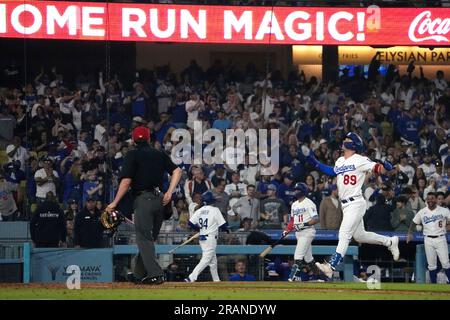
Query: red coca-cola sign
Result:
<box><xmin>0</xmin><ymin>1</ymin><xmax>449</xmax><ymax>45</ymax></box>
<box><xmin>408</xmin><ymin>11</ymin><xmax>450</xmax><ymax>43</ymax></box>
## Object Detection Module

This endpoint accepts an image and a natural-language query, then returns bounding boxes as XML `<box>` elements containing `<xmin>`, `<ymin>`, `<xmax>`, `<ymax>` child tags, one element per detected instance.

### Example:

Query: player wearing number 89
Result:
<box><xmin>282</xmin><ymin>182</ymin><xmax>319</xmax><ymax>281</ymax></box>
<box><xmin>185</xmin><ymin>191</ymin><xmax>230</xmax><ymax>282</ymax></box>
<box><xmin>306</xmin><ymin>132</ymin><xmax>400</xmax><ymax>279</ymax></box>
<box><xmin>407</xmin><ymin>192</ymin><xmax>450</xmax><ymax>284</ymax></box>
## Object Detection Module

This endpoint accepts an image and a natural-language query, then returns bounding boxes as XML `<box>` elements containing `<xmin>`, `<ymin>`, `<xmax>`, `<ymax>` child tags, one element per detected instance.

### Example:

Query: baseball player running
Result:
<box><xmin>185</xmin><ymin>191</ymin><xmax>230</xmax><ymax>282</ymax></box>
<box><xmin>282</xmin><ymin>182</ymin><xmax>319</xmax><ymax>281</ymax></box>
<box><xmin>307</xmin><ymin>132</ymin><xmax>400</xmax><ymax>279</ymax></box>
<box><xmin>407</xmin><ymin>192</ymin><xmax>450</xmax><ymax>284</ymax></box>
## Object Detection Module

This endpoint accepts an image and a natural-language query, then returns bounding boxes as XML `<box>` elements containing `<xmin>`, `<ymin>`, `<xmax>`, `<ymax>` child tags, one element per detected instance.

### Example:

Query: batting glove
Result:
<box><xmin>382</xmin><ymin>160</ymin><xmax>394</xmax><ymax>171</ymax></box>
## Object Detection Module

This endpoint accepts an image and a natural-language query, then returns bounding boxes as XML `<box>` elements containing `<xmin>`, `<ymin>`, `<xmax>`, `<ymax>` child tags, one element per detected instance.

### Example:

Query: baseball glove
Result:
<box><xmin>101</xmin><ymin>209</ymin><xmax>125</xmax><ymax>230</ymax></box>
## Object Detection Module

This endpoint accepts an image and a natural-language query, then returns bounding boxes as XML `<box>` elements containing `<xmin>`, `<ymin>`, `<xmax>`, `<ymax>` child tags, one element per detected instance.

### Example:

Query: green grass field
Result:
<box><xmin>1</xmin><ymin>282</ymin><xmax>449</xmax><ymax>300</ymax></box>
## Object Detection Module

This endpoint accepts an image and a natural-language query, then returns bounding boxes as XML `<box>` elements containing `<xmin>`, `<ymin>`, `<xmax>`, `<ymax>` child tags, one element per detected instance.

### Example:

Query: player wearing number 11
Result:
<box><xmin>306</xmin><ymin>132</ymin><xmax>400</xmax><ymax>279</ymax></box>
<box><xmin>185</xmin><ymin>191</ymin><xmax>230</xmax><ymax>282</ymax></box>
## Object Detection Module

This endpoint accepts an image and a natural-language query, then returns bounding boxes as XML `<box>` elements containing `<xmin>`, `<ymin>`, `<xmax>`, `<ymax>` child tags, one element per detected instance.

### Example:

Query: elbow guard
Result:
<box><xmin>219</xmin><ymin>222</ymin><xmax>230</xmax><ymax>233</ymax></box>
<box><xmin>188</xmin><ymin>221</ymin><xmax>200</xmax><ymax>231</ymax></box>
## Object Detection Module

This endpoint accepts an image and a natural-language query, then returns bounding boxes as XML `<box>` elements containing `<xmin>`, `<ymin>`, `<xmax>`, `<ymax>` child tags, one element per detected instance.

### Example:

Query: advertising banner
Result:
<box><xmin>31</xmin><ymin>248</ymin><xmax>113</xmax><ymax>283</ymax></box>
<box><xmin>0</xmin><ymin>1</ymin><xmax>449</xmax><ymax>45</ymax></box>
<box><xmin>293</xmin><ymin>45</ymin><xmax>450</xmax><ymax>65</ymax></box>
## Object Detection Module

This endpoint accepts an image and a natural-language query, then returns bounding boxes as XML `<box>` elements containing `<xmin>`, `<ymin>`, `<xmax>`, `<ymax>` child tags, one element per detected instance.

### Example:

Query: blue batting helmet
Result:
<box><xmin>201</xmin><ymin>191</ymin><xmax>215</xmax><ymax>205</ymax></box>
<box><xmin>293</xmin><ymin>182</ymin><xmax>308</xmax><ymax>198</ymax></box>
<box><xmin>343</xmin><ymin>132</ymin><xmax>364</xmax><ymax>153</ymax></box>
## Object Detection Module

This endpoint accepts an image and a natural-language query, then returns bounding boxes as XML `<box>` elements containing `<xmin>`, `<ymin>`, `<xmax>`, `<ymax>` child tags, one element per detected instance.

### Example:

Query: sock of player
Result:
<box><xmin>329</xmin><ymin>252</ymin><xmax>343</xmax><ymax>270</ymax></box>
<box><xmin>445</xmin><ymin>268</ymin><xmax>450</xmax><ymax>283</ymax></box>
<box><xmin>429</xmin><ymin>269</ymin><xmax>438</xmax><ymax>283</ymax></box>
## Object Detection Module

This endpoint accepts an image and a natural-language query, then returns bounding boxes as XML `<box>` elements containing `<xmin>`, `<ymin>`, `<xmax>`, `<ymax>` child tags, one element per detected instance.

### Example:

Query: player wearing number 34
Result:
<box><xmin>306</xmin><ymin>132</ymin><xmax>400</xmax><ymax>279</ymax></box>
<box><xmin>184</xmin><ymin>191</ymin><xmax>230</xmax><ymax>283</ymax></box>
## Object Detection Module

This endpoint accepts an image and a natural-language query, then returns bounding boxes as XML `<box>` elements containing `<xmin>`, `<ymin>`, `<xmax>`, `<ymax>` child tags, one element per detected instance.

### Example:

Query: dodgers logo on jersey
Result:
<box><xmin>334</xmin><ymin>164</ymin><xmax>356</xmax><ymax>175</ymax></box>
<box><xmin>423</xmin><ymin>214</ymin><xmax>444</xmax><ymax>224</ymax></box>
<box><xmin>292</xmin><ymin>208</ymin><xmax>307</xmax><ymax>215</ymax></box>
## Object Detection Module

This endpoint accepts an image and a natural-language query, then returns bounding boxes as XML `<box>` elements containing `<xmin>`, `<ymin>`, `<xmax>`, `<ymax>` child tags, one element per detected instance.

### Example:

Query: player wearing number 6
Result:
<box><xmin>282</xmin><ymin>182</ymin><xmax>319</xmax><ymax>281</ymax></box>
<box><xmin>185</xmin><ymin>191</ymin><xmax>230</xmax><ymax>282</ymax></box>
<box><xmin>306</xmin><ymin>132</ymin><xmax>400</xmax><ymax>279</ymax></box>
<box><xmin>407</xmin><ymin>192</ymin><xmax>450</xmax><ymax>284</ymax></box>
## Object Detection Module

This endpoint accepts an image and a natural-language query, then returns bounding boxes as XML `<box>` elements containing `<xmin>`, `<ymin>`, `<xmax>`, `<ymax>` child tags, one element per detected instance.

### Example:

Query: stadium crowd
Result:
<box><xmin>1</xmin><ymin>56</ymin><xmax>450</xmax><ymax>248</ymax></box>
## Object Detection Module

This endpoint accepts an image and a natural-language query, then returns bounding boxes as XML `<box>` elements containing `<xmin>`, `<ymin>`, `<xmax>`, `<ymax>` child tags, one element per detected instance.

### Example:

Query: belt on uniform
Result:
<box><xmin>426</xmin><ymin>235</ymin><xmax>444</xmax><ymax>238</ymax></box>
<box><xmin>135</xmin><ymin>188</ymin><xmax>163</xmax><ymax>197</ymax></box>
<box><xmin>199</xmin><ymin>235</ymin><xmax>218</xmax><ymax>241</ymax></box>
<box><xmin>341</xmin><ymin>195</ymin><xmax>361</xmax><ymax>204</ymax></box>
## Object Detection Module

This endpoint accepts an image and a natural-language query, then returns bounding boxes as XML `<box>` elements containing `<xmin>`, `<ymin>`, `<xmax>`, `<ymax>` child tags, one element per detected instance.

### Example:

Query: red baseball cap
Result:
<box><xmin>132</xmin><ymin>126</ymin><xmax>150</xmax><ymax>142</ymax></box>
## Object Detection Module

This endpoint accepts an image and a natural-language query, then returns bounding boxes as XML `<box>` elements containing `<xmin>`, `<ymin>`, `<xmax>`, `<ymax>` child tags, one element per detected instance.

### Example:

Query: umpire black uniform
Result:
<box><xmin>107</xmin><ymin>126</ymin><xmax>182</xmax><ymax>285</ymax></box>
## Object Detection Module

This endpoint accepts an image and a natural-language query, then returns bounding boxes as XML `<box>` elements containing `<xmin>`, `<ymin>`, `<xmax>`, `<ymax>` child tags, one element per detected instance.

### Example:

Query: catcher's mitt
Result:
<box><xmin>101</xmin><ymin>209</ymin><xmax>125</xmax><ymax>230</ymax></box>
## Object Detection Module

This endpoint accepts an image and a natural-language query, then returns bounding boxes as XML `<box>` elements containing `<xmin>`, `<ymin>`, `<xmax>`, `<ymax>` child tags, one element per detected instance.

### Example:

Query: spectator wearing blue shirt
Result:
<box><xmin>201</xmin><ymin>97</ymin><xmax>220</xmax><ymax>127</ymax></box>
<box><xmin>277</xmin><ymin>173</ymin><xmax>296</xmax><ymax>207</ymax></box>
<box><xmin>229</xmin><ymin>260</ymin><xmax>256</xmax><ymax>281</ymax></box>
<box><xmin>397</xmin><ymin>106</ymin><xmax>422</xmax><ymax>145</ymax></box>
<box><xmin>81</xmin><ymin>170</ymin><xmax>103</xmax><ymax>204</ymax></box>
<box><xmin>168</xmin><ymin>91</ymin><xmax>188</xmax><ymax>128</ymax></box>
<box><xmin>256</xmin><ymin>175</ymin><xmax>272</xmax><ymax>198</ymax></box>
<box><xmin>281</xmin><ymin>145</ymin><xmax>305</xmax><ymax>181</ymax></box>
<box><xmin>25</xmin><ymin>157</ymin><xmax>39</xmax><ymax>205</ymax></box>
<box><xmin>154</xmin><ymin>112</ymin><xmax>176</xmax><ymax>145</ymax></box>
<box><xmin>131</xmin><ymin>83</ymin><xmax>149</xmax><ymax>118</ymax></box>
<box><xmin>388</xmin><ymin>100</ymin><xmax>402</xmax><ymax>126</ymax></box>
<box><xmin>212</xmin><ymin>109</ymin><xmax>232</xmax><ymax>132</ymax></box>
<box><xmin>63</xmin><ymin>160</ymin><xmax>83</xmax><ymax>205</ymax></box>
<box><xmin>322</xmin><ymin>109</ymin><xmax>343</xmax><ymax>142</ymax></box>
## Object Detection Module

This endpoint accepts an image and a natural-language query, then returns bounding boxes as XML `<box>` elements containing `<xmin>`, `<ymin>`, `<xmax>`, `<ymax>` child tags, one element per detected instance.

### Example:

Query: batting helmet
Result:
<box><xmin>201</xmin><ymin>191</ymin><xmax>215</xmax><ymax>205</ymax></box>
<box><xmin>293</xmin><ymin>182</ymin><xmax>308</xmax><ymax>198</ymax></box>
<box><xmin>343</xmin><ymin>132</ymin><xmax>364</xmax><ymax>153</ymax></box>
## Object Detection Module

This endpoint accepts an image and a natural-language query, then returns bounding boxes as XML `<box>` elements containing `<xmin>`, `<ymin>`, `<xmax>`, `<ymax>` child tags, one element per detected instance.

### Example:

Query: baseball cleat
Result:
<box><xmin>315</xmin><ymin>262</ymin><xmax>333</xmax><ymax>279</ymax></box>
<box><xmin>388</xmin><ymin>236</ymin><xmax>400</xmax><ymax>261</ymax></box>
<box><xmin>141</xmin><ymin>275</ymin><xmax>164</xmax><ymax>285</ymax></box>
<box><xmin>126</xmin><ymin>272</ymin><xmax>139</xmax><ymax>284</ymax></box>
<box><xmin>184</xmin><ymin>278</ymin><xmax>191</xmax><ymax>282</ymax></box>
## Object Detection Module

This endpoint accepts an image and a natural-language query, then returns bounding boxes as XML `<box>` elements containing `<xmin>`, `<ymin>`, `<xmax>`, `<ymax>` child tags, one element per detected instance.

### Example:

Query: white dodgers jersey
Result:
<box><xmin>334</xmin><ymin>154</ymin><xmax>375</xmax><ymax>200</ymax></box>
<box><xmin>413</xmin><ymin>206</ymin><xmax>450</xmax><ymax>236</ymax></box>
<box><xmin>290</xmin><ymin>197</ymin><xmax>318</xmax><ymax>230</ymax></box>
<box><xmin>189</xmin><ymin>205</ymin><xmax>226</xmax><ymax>237</ymax></box>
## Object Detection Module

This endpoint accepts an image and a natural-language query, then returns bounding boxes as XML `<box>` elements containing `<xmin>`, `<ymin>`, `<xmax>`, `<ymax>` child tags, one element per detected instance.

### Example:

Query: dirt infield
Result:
<box><xmin>1</xmin><ymin>282</ymin><xmax>449</xmax><ymax>300</ymax></box>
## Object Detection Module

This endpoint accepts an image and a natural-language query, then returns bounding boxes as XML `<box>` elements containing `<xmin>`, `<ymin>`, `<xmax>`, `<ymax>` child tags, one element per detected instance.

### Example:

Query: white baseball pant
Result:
<box><xmin>336</xmin><ymin>198</ymin><xmax>391</xmax><ymax>256</ymax></box>
<box><xmin>188</xmin><ymin>236</ymin><xmax>220</xmax><ymax>282</ymax></box>
<box><xmin>424</xmin><ymin>236</ymin><xmax>450</xmax><ymax>271</ymax></box>
<box><xmin>294</xmin><ymin>227</ymin><xmax>316</xmax><ymax>263</ymax></box>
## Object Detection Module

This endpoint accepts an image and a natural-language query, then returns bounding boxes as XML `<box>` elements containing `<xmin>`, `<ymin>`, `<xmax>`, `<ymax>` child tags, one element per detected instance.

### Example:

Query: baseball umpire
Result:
<box><xmin>106</xmin><ymin>126</ymin><xmax>182</xmax><ymax>285</ymax></box>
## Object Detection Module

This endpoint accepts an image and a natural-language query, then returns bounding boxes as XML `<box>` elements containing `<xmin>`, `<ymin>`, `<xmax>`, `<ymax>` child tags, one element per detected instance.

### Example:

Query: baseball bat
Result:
<box><xmin>168</xmin><ymin>232</ymin><xmax>200</xmax><ymax>254</ymax></box>
<box><xmin>259</xmin><ymin>231</ymin><xmax>291</xmax><ymax>258</ymax></box>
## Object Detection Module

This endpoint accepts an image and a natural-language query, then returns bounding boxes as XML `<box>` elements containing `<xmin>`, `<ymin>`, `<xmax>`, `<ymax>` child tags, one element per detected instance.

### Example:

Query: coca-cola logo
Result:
<box><xmin>408</xmin><ymin>11</ymin><xmax>450</xmax><ymax>43</ymax></box>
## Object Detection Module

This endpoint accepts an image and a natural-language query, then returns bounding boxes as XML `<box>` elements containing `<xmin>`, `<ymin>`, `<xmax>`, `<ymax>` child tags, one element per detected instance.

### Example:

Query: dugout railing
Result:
<box><xmin>16</xmin><ymin>244</ymin><xmax>359</xmax><ymax>283</ymax></box>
